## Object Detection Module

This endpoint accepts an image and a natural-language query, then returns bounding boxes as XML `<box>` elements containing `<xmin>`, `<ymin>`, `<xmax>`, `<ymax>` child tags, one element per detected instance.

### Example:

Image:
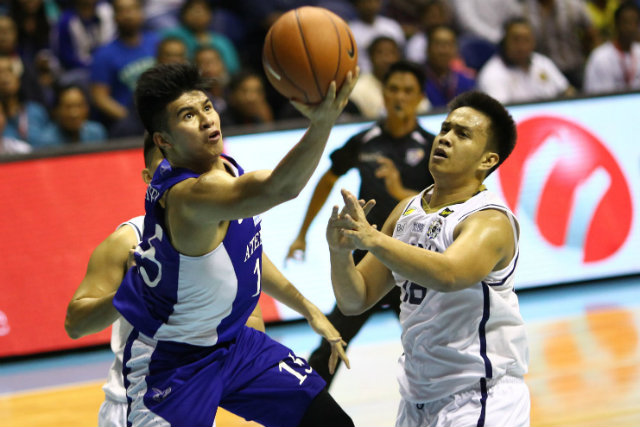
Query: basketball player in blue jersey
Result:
<box><xmin>327</xmin><ymin>91</ymin><xmax>530</xmax><ymax>426</ymax></box>
<box><xmin>65</xmin><ymin>139</ymin><xmax>266</xmax><ymax>427</ymax></box>
<box><xmin>112</xmin><ymin>63</ymin><xmax>358</xmax><ymax>427</ymax></box>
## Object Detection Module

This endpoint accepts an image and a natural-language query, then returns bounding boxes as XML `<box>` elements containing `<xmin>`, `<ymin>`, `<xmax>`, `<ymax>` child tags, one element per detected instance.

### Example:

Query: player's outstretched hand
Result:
<box><xmin>305</xmin><ymin>305</ymin><xmax>350</xmax><ymax>374</ymax></box>
<box><xmin>290</xmin><ymin>67</ymin><xmax>360</xmax><ymax>125</ymax></box>
<box><xmin>332</xmin><ymin>189</ymin><xmax>379</xmax><ymax>251</ymax></box>
<box><xmin>326</xmin><ymin>196</ymin><xmax>375</xmax><ymax>253</ymax></box>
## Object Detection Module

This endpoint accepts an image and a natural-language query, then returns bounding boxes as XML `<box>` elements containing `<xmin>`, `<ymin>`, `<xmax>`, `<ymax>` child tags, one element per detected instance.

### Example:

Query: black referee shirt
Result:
<box><xmin>329</xmin><ymin>122</ymin><xmax>435</xmax><ymax>228</ymax></box>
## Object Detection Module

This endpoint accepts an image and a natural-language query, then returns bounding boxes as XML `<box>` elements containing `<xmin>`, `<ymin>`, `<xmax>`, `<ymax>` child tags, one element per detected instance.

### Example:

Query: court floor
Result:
<box><xmin>1</xmin><ymin>275</ymin><xmax>639</xmax><ymax>427</ymax></box>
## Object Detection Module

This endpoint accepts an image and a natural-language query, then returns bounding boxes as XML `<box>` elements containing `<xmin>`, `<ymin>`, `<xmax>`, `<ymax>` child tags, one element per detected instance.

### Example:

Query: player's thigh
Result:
<box><xmin>221</xmin><ymin>349</ymin><xmax>326</xmax><ymax>427</ymax></box>
<box><xmin>98</xmin><ymin>398</ymin><xmax>127</xmax><ymax>427</ymax></box>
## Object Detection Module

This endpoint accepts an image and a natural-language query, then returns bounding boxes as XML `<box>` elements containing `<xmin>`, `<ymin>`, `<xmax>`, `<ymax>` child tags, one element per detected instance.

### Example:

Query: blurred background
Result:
<box><xmin>1</xmin><ymin>0</ymin><xmax>639</xmax><ymax>426</ymax></box>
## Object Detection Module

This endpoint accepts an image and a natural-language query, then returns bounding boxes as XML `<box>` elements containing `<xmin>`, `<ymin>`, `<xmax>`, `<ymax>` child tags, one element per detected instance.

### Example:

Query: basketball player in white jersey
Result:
<box><xmin>64</xmin><ymin>139</ymin><xmax>266</xmax><ymax>427</ymax></box>
<box><xmin>327</xmin><ymin>91</ymin><xmax>530</xmax><ymax>427</ymax></box>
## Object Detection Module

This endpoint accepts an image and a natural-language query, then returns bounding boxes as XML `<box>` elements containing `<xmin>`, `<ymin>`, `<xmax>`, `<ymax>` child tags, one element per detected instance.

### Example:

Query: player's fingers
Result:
<box><xmin>329</xmin><ymin>205</ymin><xmax>340</xmax><ymax>221</ymax></box>
<box><xmin>328</xmin><ymin>351</ymin><xmax>338</xmax><ymax>375</ymax></box>
<box><xmin>335</xmin><ymin>71</ymin><xmax>354</xmax><ymax>103</ymax></box>
<box><xmin>342</xmin><ymin>192</ymin><xmax>364</xmax><ymax>217</ymax></box>
<box><xmin>323</xmin><ymin>81</ymin><xmax>337</xmax><ymax>105</ymax></box>
<box><xmin>362</xmin><ymin>199</ymin><xmax>376</xmax><ymax>216</ymax></box>
<box><xmin>335</xmin><ymin>342</ymin><xmax>350</xmax><ymax>370</ymax></box>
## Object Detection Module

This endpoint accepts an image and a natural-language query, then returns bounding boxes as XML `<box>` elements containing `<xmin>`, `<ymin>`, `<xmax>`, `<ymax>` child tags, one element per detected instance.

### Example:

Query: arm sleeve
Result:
<box><xmin>329</xmin><ymin>135</ymin><xmax>360</xmax><ymax>176</ymax></box>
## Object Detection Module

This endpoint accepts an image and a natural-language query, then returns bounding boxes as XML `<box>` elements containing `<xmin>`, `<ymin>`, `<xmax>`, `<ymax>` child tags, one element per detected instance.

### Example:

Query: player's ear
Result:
<box><xmin>141</xmin><ymin>168</ymin><xmax>152</xmax><ymax>184</ymax></box>
<box><xmin>480</xmin><ymin>151</ymin><xmax>499</xmax><ymax>173</ymax></box>
<box><xmin>153</xmin><ymin>131</ymin><xmax>171</xmax><ymax>150</ymax></box>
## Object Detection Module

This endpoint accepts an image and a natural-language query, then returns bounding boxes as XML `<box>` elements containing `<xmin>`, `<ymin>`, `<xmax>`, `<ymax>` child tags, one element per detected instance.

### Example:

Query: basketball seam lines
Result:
<box><xmin>295</xmin><ymin>8</ymin><xmax>323</xmax><ymax>102</ymax></box>
<box><xmin>324</xmin><ymin>11</ymin><xmax>341</xmax><ymax>82</ymax></box>
<box><xmin>269</xmin><ymin>28</ymin><xmax>309</xmax><ymax>103</ymax></box>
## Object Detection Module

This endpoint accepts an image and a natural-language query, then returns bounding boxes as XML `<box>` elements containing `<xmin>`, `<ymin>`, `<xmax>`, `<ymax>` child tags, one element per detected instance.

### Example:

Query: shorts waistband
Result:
<box><xmin>413</xmin><ymin>375</ymin><xmax>525</xmax><ymax>408</ymax></box>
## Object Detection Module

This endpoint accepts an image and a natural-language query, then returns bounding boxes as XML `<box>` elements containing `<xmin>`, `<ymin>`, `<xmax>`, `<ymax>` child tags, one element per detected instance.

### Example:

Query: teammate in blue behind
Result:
<box><xmin>112</xmin><ymin>63</ymin><xmax>358</xmax><ymax>427</ymax></box>
<box><xmin>326</xmin><ymin>91</ymin><xmax>530</xmax><ymax>427</ymax></box>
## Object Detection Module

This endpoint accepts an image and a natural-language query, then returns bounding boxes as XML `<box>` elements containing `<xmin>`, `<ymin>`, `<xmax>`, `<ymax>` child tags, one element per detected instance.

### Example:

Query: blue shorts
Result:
<box><xmin>123</xmin><ymin>326</ymin><xmax>326</xmax><ymax>427</ymax></box>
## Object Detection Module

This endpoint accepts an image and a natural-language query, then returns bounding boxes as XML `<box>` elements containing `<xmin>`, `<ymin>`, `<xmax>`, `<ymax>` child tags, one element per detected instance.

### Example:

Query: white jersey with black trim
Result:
<box><xmin>101</xmin><ymin>216</ymin><xmax>143</xmax><ymax>403</ymax></box>
<box><xmin>392</xmin><ymin>186</ymin><xmax>529</xmax><ymax>403</ymax></box>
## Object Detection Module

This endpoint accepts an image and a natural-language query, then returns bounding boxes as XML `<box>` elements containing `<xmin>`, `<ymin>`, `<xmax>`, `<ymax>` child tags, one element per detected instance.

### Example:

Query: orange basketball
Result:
<box><xmin>262</xmin><ymin>6</ymin><xmax>358</xmax><ymax>104</ymax></box>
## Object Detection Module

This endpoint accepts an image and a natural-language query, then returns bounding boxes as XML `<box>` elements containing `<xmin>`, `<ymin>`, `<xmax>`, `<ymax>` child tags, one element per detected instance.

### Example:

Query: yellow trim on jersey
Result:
<box><xmin>421</xmin><ymin>185</ymin><xmax>487</xmax><ymax>213</ymax></box>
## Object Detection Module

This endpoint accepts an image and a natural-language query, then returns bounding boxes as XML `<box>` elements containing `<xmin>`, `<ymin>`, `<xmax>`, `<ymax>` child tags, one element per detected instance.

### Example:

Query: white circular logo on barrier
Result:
<box><xmin>0</xmin><ymin>310</ymin><xmax>10</xmax><ymax>336</ymax></box>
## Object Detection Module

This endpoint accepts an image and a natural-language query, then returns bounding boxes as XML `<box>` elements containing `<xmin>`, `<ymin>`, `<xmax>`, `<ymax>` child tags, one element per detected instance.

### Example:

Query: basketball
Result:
<box><xmin>262</xmin><ymin>6</ymin><xmax>358</xmax><ymax>104</ymax></box>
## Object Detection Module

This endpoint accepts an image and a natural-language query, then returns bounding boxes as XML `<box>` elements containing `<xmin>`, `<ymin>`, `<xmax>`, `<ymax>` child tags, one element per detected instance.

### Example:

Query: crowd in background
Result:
<box><xmin>0</xmin><ymin>0</ymin><xmax>639</xmax><ymax>155</ymax></box>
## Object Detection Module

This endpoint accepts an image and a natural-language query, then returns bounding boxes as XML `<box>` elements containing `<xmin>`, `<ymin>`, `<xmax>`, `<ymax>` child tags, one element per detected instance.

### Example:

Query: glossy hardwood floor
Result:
<box><xmin>1</xmin><ymin>278</ymin><xmax>639</xmax><ymax>427</ymax></box>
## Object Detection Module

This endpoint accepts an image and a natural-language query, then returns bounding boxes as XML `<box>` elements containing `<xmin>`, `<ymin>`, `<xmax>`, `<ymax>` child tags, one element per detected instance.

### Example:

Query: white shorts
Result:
<box><xmin>396</xmin><ymin>376</ymin><xmax>530</xmax><ymax>427</ymax></box>
<box><xmin>98</xmin><ymin>397</ymin><xmax>127</xmax><ymax>427</ymax></box>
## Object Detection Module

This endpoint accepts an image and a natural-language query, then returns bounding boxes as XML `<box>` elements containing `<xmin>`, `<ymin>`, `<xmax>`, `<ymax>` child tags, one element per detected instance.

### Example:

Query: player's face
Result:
<box><xmin>382</xmin><ymin>72</ymin><xmax>423</xmax><ymax>121</ymax></box>
<box><xmin>429</xmin><ymin>107</ymin><xmax>494</xmax><ymax>179</ymax></box>
<box><xmin>160</xmin><ymin>90</ymin><xmax>222</xmax><ymax>172</ymax></box>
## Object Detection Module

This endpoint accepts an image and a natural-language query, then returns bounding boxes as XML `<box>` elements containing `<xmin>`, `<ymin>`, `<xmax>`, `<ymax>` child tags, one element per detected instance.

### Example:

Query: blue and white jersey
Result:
<box><xmin>392</xmin><ymin>186</ymin><xmax>529</xmax><ymax>403</ymax></box>
<box><xmin>113</xmin><ymin>155</ymin><xmax>262</xmax><ymax>347</ymax></box>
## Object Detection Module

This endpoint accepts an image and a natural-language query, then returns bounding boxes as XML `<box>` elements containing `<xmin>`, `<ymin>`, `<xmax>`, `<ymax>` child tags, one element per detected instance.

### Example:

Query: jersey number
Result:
<box><xmin>278</xmin><ymin>353</ymin><xmax>313</xmax><ymax>385</ymax></box>
<box><xmin>139</xmin><ymin>224</ymin><xmax>163</xmax><ymax>288</ymax></box>
<box><xmin>252</xmin><ymin>258</ymin><xmax>261</xmax><ymax>297</ymax></box>
<box><xmin>401</xmin><ymin>280</ymin><xmax>426</xmax><ymax>305</ymax></box>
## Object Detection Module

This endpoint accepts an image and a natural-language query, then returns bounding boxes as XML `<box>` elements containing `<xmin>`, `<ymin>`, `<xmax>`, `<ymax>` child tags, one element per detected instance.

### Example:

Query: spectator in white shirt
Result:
<box><xmin>348</xmin><ymin>0</ymin><xmax>405</xmax><ymax>73</ymax></box>
<box><xmin>477</xmin><ymin>17</ymin><xmax>575</xmax><ymax>104</ymax></box>
<box><xmin>449</xmin><ymin>0</ymin><xmax>523</xmax><ymax>44</ymax></box>
<box><xmin>584</xmin><ymin>1</ymin><xmax>640</xmax><ymax>93</ymax></box>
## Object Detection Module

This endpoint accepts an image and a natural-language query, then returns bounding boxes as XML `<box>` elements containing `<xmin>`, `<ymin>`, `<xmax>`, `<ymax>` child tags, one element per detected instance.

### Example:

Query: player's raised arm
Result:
<box><xmin>327</xmin><ymin>190</ymin><xmax>398</xmax><ymax>315</ymax></box>
<box><xmin>138</xmin><ymin>63</ymin><xmax>358</xmax><ymax>227</ymax></box>
<box><xmin>65</xmin><ymin>225</ymin><xmax>137</xmax><ymax>339</ymax></box>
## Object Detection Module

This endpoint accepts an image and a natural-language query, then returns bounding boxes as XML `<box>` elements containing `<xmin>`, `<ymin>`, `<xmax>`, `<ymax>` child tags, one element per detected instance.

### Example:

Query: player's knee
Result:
<box><xmin>298</xmin><ymin>389</ymin><xmax>354</xmax><ymax>427</ymax></box>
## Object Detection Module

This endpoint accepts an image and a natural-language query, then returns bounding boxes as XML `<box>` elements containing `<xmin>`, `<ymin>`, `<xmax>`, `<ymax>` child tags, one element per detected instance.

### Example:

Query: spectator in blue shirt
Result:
<box><xmin>0</xmin><ymin>55</ymin><xmax>51</xmax><ymax>148</ymax></box>
<box><xmin>53</xmin><ymin>0</ymin><xmax>116</xmax><ymax>85</ymax></box>
<box><xmin>423</xmin><ymin>25</ymin><xmax>476</xmax><ymax>109</ymax></box>
<box><xmin>39</xmin><ymin>84</ymin><xmax>107</xmax><ymax>147</ymax></box>
<box><xmin>90</xmin><ymin>0</ymin><xmax>158</xmax><ymax>138</ymax></box>
<box><xmin>162</xmin><ymin>0</ymin><xmax>240</xmax><ymax>73</ymax></box>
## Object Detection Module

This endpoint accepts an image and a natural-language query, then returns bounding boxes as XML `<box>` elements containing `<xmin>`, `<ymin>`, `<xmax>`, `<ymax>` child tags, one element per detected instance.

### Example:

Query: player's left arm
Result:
<box><xmin>65</xmin><ymin>225</ymin><xmax>137</xmax><ymax>339</ymax></box>
<box><xmin>260</xmin><ymin>252</ymin><xmax>349</xmax><ymax>374</ymax></box>
<box><xmin>362</xmin><ymin>209</ymin><xmax>516</xmax><ymax>292</ymax></box>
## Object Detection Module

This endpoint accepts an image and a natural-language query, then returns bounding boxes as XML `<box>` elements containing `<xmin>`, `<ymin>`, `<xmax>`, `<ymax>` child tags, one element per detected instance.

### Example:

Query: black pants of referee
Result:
<box><xmin>307</xmin><ymin>250</ymin><xmax>402</xmax><ymax>388</ymax></box>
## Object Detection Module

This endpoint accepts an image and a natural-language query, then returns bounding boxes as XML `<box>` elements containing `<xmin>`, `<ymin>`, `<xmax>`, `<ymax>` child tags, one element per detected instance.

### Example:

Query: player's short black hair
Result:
<box><xmin>382</xmin><ymin>60</ymin><xmax>426</xmax><ymax>92</ymax></box>
<box><xmin>135</xmin><ymin>63</ymin><xmax>211</xmax><ymax>135</ymax></box>
<box><xmin>448</xmin><ymin>91</ymin><xmax>517</xmax><ymax>175</ymax></box>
